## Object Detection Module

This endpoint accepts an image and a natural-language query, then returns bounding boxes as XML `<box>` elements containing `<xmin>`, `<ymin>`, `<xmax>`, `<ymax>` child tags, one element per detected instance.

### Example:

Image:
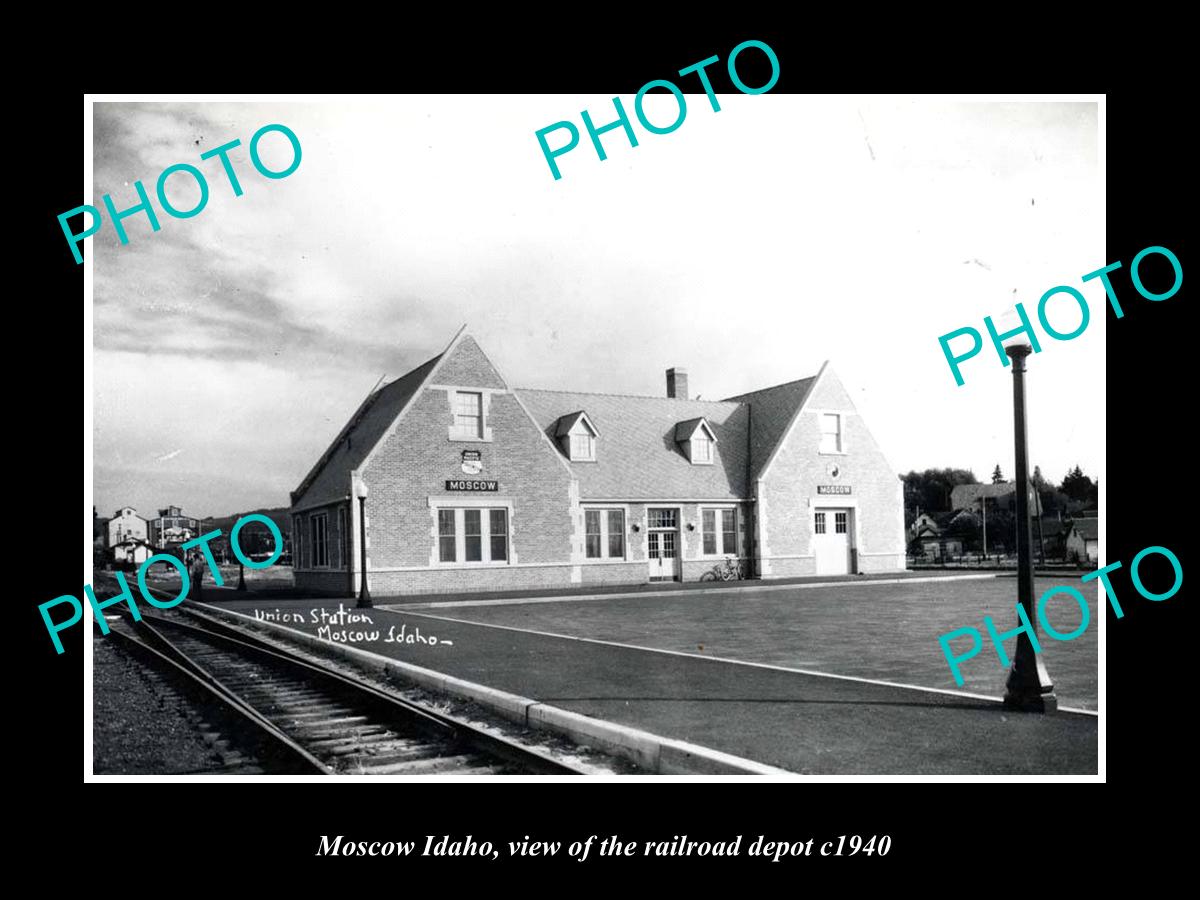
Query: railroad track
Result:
<box><xmin>111</xmin><ymin>607</ymin><xmax>586</xmax><ymax>776</ymax></box>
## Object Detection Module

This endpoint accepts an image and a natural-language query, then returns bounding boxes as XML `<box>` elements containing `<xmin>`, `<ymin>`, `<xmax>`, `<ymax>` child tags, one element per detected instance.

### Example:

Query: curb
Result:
<box><xmin>196</xmin><ymin>602</ymin><xmax>794</xmax><ymax>776</ymax></box>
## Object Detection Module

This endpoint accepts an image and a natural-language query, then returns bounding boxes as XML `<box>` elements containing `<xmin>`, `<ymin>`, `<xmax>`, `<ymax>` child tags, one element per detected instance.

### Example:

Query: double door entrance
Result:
<box><xmin>814</xmin><ymin>507</ymin><xmax>854</xmax><ymax>575</ymax></box>
<box><xmin>647</xmin><ymin>507</ymin><xmax>680</xmax><ymax>581</ymax></box>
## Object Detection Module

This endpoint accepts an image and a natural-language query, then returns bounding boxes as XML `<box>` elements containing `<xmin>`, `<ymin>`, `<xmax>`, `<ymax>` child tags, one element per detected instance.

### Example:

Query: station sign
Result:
<box><xmin>445</xmin><ymin>479</ymin><xmax>499</xmax><ymax>492</ymax></box>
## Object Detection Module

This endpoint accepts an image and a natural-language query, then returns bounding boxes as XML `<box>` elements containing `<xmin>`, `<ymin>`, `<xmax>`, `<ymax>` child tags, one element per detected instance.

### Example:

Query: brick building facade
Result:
<box><xmin>290</xmin><ymin>328</ymin><xmax>905</xmax><ymax>597</ymax></box>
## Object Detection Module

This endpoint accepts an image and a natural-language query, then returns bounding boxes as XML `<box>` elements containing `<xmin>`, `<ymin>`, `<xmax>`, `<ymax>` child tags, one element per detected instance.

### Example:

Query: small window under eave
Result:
<box><xmin>675</xmin><ymin>417</ymin><xmax>718</xmax><ymax>465</ymax></box>
<box><xmin>554</xmin><ymin>411</ymin><xmax>600</xmax><ymax>462</ymax></box>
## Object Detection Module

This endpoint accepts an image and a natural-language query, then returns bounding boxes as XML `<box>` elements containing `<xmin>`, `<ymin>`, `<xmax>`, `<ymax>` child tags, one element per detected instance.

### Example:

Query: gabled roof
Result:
<box><xmin>292</xmin><ymin>327</ymin><xmax>827</xmax><ymax>506</ymax></box>
<box><xmin>554</xmin><ymin>410</ymin><xmax>599</xmax><ymax>438</ymax></box>
<box><xmin>291</xmin><ymin>352</ymin><xmax>442</xmax><ymax>508</ymax></box>
<box><xmin>673</xmin><ymin>417</ymin><xmax>717</xmax><ymax>442</ymax></box>
<box><xmin>951</xmin><ymin>482</ymin><xmax>1015</xmax><ymax>509</ymax></box>
<box><xmin>1071</xmin><ymin>517</ymin><xmax>1099</xmax><ymax>541</ymax></box>
<box><xmin>723</xmin><ymin>376</ymin><xmax>818</xmax><ymax>480</ymax></box>
<box><xmin>520</xmin><ymin>390</ymin><xmax>749</xmax><ymax>499</ymax></box>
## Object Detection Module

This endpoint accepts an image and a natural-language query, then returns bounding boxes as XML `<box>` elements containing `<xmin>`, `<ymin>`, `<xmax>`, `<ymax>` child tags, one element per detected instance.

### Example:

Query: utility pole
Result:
<box><xmin>980</xmin><ymin>496</ymin><xmax>988</xmax><ymax>561</ymax></box>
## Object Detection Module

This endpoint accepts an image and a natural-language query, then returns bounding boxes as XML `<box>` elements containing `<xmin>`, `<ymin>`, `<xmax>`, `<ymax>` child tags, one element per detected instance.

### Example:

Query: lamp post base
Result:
<box><xmin>1003</xmin><ymin>654</ymin><xmax>1057</xmax><ymax>713</ymax></box>
<box><xmin>1002</xmin><ymin>689</ymin><xmax>1058</xmax><ymax>714</ymax></box>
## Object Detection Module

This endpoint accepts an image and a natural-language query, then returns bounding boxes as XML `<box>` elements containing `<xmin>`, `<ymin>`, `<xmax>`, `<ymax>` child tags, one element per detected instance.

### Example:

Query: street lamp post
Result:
<box><xmin>356</xmin><ymin>480</ymin><xmax>372</xmax><ymax>608</ymax></box>
<box><xmin>1003</xmin><ymin>344</ymin><xmax>1056</xmax><ymax>713</ymax></box>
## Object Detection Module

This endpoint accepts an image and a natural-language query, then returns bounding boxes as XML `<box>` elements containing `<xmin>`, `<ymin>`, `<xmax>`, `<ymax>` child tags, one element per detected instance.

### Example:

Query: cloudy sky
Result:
<box><xmin>90</xmin><ymin>96</ymin><xmax>1102</xmax><ymax>519</ymax></box>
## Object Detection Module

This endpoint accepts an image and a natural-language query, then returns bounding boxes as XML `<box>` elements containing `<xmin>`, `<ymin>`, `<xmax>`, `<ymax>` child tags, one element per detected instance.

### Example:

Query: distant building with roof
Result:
<box><xmin>149</xmin><ymin>505</ymin><xmax>200</xmax><ymax>549</ymax></box>
<box><xmin>1065</xmin><ymin>517</ymin><xmax>1099</xmax><ymax>562</ymax></box>
<box><xmin>289</xmin><ymin>328</ymin><xmax>905</xmax><ymax>596</ymax></box>
<box><xmin>107</xmin><ymin>506</ymin><xmax>148</xmax><ymax>548</ymax></box>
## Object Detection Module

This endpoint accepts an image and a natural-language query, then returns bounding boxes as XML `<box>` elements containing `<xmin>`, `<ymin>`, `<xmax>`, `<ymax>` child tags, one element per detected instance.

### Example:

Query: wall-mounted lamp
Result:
<box><xmin>631</xmin><ymin>523</ymin><xmax>641</xmax><ymax>533</ymax></box>
<box><xmin>686</xmin><ymin>522</ymin><xmax>696</xmax><ymax>531</ymax></box>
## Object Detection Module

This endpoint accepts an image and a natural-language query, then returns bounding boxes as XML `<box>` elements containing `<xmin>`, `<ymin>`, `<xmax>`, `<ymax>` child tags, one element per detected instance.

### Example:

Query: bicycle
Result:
<box><xmin>700</xmin><ymin>556</ymin><xmax>744</xmax><ymax>582</ymax></box>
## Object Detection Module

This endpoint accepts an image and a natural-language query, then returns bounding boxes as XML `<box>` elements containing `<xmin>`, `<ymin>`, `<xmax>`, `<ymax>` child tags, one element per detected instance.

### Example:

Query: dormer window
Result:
<box><xmin>570</xmin><ymin>429</ymin><xmax>595</xmax><ymax>461</ymax></box>
<box><xmin>675</xmin><ymin>417</ymin><xmax>718</xmax><ymax>465</ymax></box>
<box><xmin>555</xmin><ymin>411</ymin><xmax>599</xmax><ymax>462</ymax></box>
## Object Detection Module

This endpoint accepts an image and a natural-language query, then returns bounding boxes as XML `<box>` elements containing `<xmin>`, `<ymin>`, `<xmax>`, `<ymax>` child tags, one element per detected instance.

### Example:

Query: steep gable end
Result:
<box><xmin>291</xmin><ymin>353</ymin><xmax>442</xmax><ymax>509</ymax></box>
<box><xmin>432</xmin><ymin>334</ymin><xmax>507</xmax><ymax>389</ymax></box>
<box><xmin>723</xmin><ymin>375</ymin><xmax>817</xmax><ymax>480</ymax></box>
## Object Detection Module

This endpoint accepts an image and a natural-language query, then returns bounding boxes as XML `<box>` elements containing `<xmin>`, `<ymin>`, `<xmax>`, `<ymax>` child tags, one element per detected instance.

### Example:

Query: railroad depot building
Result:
<box><xmin>290</xmin><ymin>328</ymin><xmax>905</xmax><ymax>596</ymax></box>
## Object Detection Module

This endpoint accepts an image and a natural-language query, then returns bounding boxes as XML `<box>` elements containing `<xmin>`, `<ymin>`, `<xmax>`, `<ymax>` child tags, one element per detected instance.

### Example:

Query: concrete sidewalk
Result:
<box><xmin>202</xmin><ymin>568</ymin><xmax>1001</xmax><ymax>607</ymax></box>
<box><xmin>207</xmin><ymin>597</ymin><xmax>1097</xmax><ymax>775</ymax></box>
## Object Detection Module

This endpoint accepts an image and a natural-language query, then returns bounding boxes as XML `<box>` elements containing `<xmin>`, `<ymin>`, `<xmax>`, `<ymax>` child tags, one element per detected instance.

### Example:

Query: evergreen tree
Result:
<box><xmin>1061</xmin><ymin>465</ymin><xmax>1097</xmax><ymax>504</ymax></box>
<box><xmin>991</xmin><ymin>464</ymin><xmax>1005</xmax><ymax>484</ymax></box>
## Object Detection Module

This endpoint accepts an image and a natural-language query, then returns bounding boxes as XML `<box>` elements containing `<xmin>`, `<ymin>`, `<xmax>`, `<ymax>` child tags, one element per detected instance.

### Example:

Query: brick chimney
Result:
<box><xmin>666</xmin><ymin>367</ymin><xmax>688</xmax><ymax>400</ymax></box>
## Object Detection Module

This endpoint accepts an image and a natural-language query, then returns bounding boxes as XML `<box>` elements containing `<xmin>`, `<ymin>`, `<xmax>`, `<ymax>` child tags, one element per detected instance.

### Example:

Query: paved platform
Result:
<box><xmin>205</xmin><ymin>594</ymin><xmax>1097</xmax><ymax>775</ymax></box>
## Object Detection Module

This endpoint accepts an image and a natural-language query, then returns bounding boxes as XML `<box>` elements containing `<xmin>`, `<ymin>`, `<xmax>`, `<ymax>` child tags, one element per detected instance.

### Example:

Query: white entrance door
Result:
<box><xmin>647</xmin><ymin>508</ymin><xmax>680</xmax><ymax>581</ymax></box>
<box><xmin>814</xmin><ymin>508</ymin><xmax>853</xmax><ymax>575</ymax></box>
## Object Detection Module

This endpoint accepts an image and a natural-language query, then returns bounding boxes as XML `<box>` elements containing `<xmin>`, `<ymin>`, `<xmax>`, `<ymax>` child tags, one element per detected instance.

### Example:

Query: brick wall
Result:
<box><xmin>321</xmin><ymin>335</ymin><xmax>579</xmax><ymax>597</ymax></box>
<box><xmin>757</xmin><ymin>368</ymin><xmax>905</xmax><ymax>576</ymax></box>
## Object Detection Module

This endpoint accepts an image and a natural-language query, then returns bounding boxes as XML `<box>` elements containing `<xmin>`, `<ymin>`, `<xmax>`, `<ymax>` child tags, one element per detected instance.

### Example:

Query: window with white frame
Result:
<box><xmin>702</xmin><ymin>508</ymin><xmax>737</xmax><ymax>555</ymax></box>
<box><xmin>310</xmin><ymin>513</ymin><xmax>329</xmax><ymax>567</ymax></box>
<box><xmin>435</xmin><ymin>507</ymin><xmax>509</xmax><ymax>564</ymax></box>
<box><xmin>451</xmin><ymin>391</ymin><xmax>484</xmax><ymax>439</ymax></box>
<box><xmin>819</xmin><ymin>413</ymin><xmax>843</xmax><ymax>453</ymax></box>
<box><xmin>569</xmin><ymin>426</ymin><xmax>596</xmax><ymax>461</ymax></box>
<box><xmin>584</xmin><ymin>508</ymin><xmax>625</xmax><ymax>559</ymax></box>
<box><xmin>692</xmin><ymin>431</ymin><xmax>713</xmax><ymax>463</ymax></box>
<box><xmin>814</xmin><ymin>511</ymin><xmax>827</xmax><ymax>534</ymax></box>
<box><xmin>835</xmin><ymin>511</ymin><xmax>848</xmax><ymax>534</ymax></box>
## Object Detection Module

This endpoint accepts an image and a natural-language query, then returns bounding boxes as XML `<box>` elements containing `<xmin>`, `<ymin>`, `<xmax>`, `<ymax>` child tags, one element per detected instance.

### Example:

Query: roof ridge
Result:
<box><xmin>721</xmin><ymin>373</ymin><xmax>817</xmax><ymax>401</ymax></box>
<box><xmin>515</xmin><ymin>386</ymin><xmax>741</xmax><ymax>404</ymax></box>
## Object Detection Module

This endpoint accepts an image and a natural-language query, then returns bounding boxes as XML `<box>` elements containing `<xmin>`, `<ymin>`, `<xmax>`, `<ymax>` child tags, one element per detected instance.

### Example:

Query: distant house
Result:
<box><xmin>107</xmin><ymin>506</ymin><xmax>148</xmax><ymax>548</ymax></box>
<box><xmin>113</xmin><ymin>537</ymin><xmax>153</xmax><ymax>566</ymax></box>
<box><xmin>908</xmin><ymin>511</ymin><xmax>964</xmax><ymax>560</ymax></box>
<box><xmin>1036</xmin><ymin>517</ymin><xmax>1071</xmax><ymax>558</ymax></box>
<box><xmin>1065</xmin><ymin>517</ymin><xmax>1099</xmax><ymax>562</ymax></box>
<box><xmin>149</xmin><ymin>505</ymin><xmax>201</xmax><ymax>549</ymax></box>
<box><xmin>950</xmin><ymin>482</ymin><xmax>1042</xmax><ymax>514</ymax></box>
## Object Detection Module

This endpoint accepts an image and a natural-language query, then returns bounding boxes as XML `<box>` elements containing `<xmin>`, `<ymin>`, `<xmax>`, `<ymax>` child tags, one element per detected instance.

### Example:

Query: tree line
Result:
<box><xmin>902</xmin><ymin>464</ymin><xmax>1099</xmax><ymax>527</ymax></box>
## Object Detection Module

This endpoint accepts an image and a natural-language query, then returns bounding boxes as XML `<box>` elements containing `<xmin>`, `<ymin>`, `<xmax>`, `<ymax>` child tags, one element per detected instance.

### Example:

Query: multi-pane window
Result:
<box><xmin>820</xmin><ymin>413</ymin><xmax>842</xmax><ymax>453</ymax></box>
<box><xmin>438</xmin><ymin>509</ymin><xmax>456</xmax><ymax>562</ymax></box>
<box><xmin>647</xmin><ymin>508</ymin><xmax>677</xmax><ymax>529</ymax></box>
<box><xmin>489</xmin><ymin>510</ymin><xmax>508</xmax><ymax>561</ymax></box>
<box><xmin>464</xmin><ymin>509</ymin><xmax>483</xmax><ymax>561</ymax></box>
<box><xmin>607</xmin><ymin>510</ymin><xmax>624</xmax><ymax>557</ymax></box>
<box><xmin>702</xmin><ymin>508</ymin><xmax>737</xmax><ymax>555</ymax></box>
<box><xmin>584</xmin><ymin>508</ymin><xmax>626</xmax><ymax>559</ymax></box>
<box><xmin>815</xmin><ymin>512</ymin><xmax>827</xmax><ymax>534</ymax></box>
<box><xmin>452</xmin><ymin>391</ymin><xmax>484</xmax><ymax>439</ymax></box>
<box><xmin>311</xmin><ymin>513</ymin><xmax>329</xmax><ymax>567</ymax></box>
<box><xmin>436</xmin><ymin>507</ymin><xmax>510</xmax><ymax>564</ymax></box>
<box><xmin>570</xmin><ymin>431</ymin><xmax>594</xmax><ymax>460</ymax></box>
<box><xmin>586</xmin><ymin>510</ymin><xmax>602</xmax><ymax>558</ymax></box>
<box><xmin>693</xmin><ymin>433</ymin><xmax>712</xmax><ymax>462</ymax></box>
<box><xmin>835</xmin><ymin>512</ymin><xmax>848</xmax><ymax>534</ymax></box>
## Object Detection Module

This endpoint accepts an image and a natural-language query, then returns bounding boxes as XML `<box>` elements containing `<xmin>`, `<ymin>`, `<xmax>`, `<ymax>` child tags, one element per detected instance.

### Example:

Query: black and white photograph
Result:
<box><xmin>81</xmin><ymin>90</ymin><xmax>1108</xmax><ymax>780</ymax></box>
